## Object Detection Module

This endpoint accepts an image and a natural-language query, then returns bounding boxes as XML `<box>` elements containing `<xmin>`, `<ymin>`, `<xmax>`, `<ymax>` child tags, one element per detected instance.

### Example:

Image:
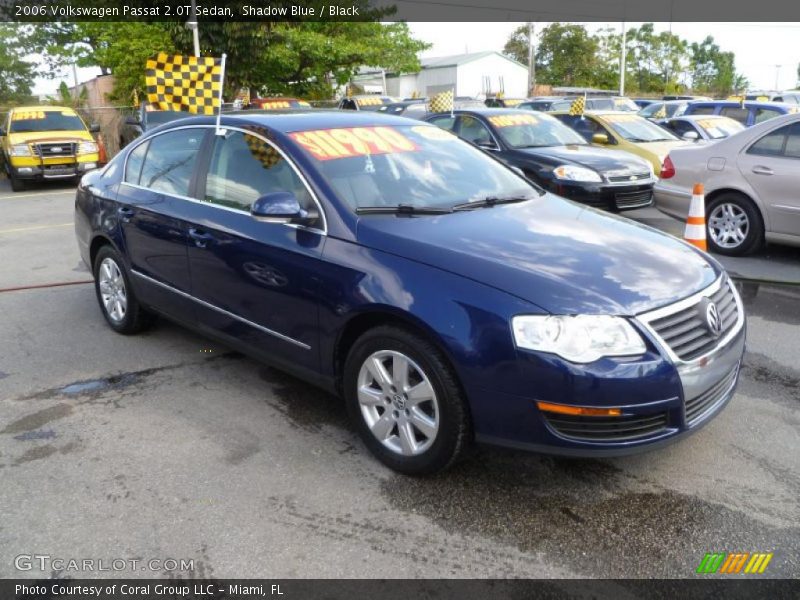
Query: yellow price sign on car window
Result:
<box><xmin>261</xmin><ymin>101</ymin><xmax>291</xmax><ymax>110</ymax></box>
<box><xmin>12</xmin><ymin>110</ymin><xmax>46</xmax><ymax>121</ymax></box>
<box><xmin>602</xmin><ymin>114</ymin><xmax>639</xmax><ymax>123</ymax></box>
<box><xmin>488</xmin><ymin>114</ymin><xmax>539</xmax><ymax>128</ymax></box>
<box><xmin>60</xmin><ymin>109</ymin><xmax>78</xmax><ymax>116</ymax></box>
<box><xmin>289</xmin><ymin>126</ymin><xmax>418</xmax><ymax>161</ymax></box>
<box><xmin>503</xmin><ymin>99</ymin><xmax>524</xmax><ymax>107</ymax></box>
<box><xmin>357</xmin><ymin>97</ymin><xmax>383</xmax><ymax>107</ymax></box>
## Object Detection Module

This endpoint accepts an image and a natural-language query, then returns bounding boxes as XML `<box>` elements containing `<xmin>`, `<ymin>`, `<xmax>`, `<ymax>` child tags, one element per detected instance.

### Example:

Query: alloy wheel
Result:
<box><xmin>98</xmin><ymin>257</ymin><xmax>127</xmax><ymax>323</ymax></box>
<box><xmin>708</xmin><ymin>202</ymin><xmax>749</xmax><ymax>249</ymax></box>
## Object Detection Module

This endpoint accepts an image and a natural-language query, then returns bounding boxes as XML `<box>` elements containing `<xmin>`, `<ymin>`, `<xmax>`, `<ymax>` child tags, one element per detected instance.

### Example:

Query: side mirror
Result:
<box><xmin>251</xmin><ymin>192</ymin><xmax>318</xmax><ymax>225</ymax></box>
<box><xmin>591</xmin><ymin>133</ymin><xmax>609</xmax><ymax>145</ymax></box>
<box><xmin>682</xmin><ymin>130</ymin><xmax>700</xmax><ymax>141</ymax></box>
<box><xmin>89</xmin><ymin>123</ymin><xmax>101</xmax><ymax>133</ymax></box>
<box><xmin>124</xmin><ymin>115</ymin><xmax>140</xmax><ymax>126</ymax></box>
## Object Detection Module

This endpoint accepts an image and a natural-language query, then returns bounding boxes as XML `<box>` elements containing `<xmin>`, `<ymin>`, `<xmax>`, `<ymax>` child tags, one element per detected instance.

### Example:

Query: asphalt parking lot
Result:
<box><xmin>0</xmin><ymin>178</ymin><xmax>798</xmax><ymax>580</ymax></box>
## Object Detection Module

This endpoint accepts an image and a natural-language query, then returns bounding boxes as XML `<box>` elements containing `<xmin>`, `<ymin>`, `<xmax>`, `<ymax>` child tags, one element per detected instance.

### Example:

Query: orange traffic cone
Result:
<box><xmin>684</xmin><ymin>183</ymin><xmax>707</xmax><ymax>251</ymax></box>
<box><xmin>97</xmin><ymin>133</ymin><xmax>108</xmax><ymax>165</ymax></box>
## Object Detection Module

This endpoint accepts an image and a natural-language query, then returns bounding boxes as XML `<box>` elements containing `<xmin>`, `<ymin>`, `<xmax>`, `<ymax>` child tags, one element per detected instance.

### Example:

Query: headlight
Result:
<box><xmin>512</xmin><ymin>315</ymin><xmax>646</xmax><ymax>363</ymax></box>
<box><xmin>78</xmin><ymin>141</ymin><xmax>99</xmax><ymax>154</ymax></box>
<box><xmin>10</xmin><ymin>144</ymin><xmax>31</xmax><ymax>157</ymax></box>
<box><xmin>553</xmin><ymin>165</ymin><xmax>602</xmax><ymax>183</ymax></box>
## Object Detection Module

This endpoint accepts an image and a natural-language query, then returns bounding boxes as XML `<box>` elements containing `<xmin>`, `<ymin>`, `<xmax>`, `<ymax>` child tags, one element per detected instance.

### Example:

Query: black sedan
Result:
<box><xmin>423</xmin><ymin>108</ymin><xmax>656</xmax><ymax>211</ymax></box>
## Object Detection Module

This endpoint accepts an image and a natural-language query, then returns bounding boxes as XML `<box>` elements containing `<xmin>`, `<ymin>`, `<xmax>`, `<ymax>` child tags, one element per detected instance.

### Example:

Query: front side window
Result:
<box><xmin>457</xmin><ymin>116</ymin><xmax>494</xmax><ymax>146</ymax></box>
<box><xmin>139</xmin><ymin>128</ymin><xmax>205</xmax><ymax>197</ymax></box>
<box><xmin>204</xmin><ymin>131</ymin><xmax>312</xmax><ymax>212</ymax></box>
<box><xmin>288</xmin><ymin>124</ymin><xmax>535</xmax><ymax>211</ymax></box>
<box><xmin>427</xmin><ymin>116</ymin><xmax>456</xmax><ymax>131</ymax></box>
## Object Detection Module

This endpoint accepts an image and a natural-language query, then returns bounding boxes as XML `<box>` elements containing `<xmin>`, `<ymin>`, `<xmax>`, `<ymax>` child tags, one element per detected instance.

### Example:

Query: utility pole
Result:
<box><xmin>187</xmin><ymin>0</ymin><xmax>200</xmax><ymax>57</ymax></box>
<box><xmin>527</xmin><ymin>22</ymin><xmax>536</xmax><ymax>96</ymax></box>
<box><xmin>619</xmin><ymin>22</ymin><xmax>627</xmax><ymax>96</ymax></box>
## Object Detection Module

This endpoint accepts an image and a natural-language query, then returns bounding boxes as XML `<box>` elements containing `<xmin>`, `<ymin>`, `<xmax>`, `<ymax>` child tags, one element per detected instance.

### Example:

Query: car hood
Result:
<box><xmin>7</xmin><ymin>130</ymin><xmax>93</xmax><ymax>145</ymax></box>
<box><xmin>635</xmin><ymin>140</ymin><xmax>691</xmax><ymax>159</ymax></box>
<box><xmin>356</xmin><ymin>194</ymin><xmax>719</xmax><ymax>315</ymax></box>
<box><xmin>515</xmin><ymin>145</ymin><xmax>650</xmax><ymax>173</ymax></box>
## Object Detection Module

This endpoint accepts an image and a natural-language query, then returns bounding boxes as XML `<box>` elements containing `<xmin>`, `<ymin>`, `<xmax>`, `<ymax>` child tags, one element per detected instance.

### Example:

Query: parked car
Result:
<box><xmin>743</xmin><ymin>91</ymin><xmax>800</xmax><ymax>104</ymax></box>
<box><xmin>518</xmin><ymin>97</ymin><xmax>566</xmax><ymax>112</ymax></box>
<box><xmin>683</xmin><ymin>101</ymin><xmax>799</xmax><ymax>127</ymax></box>
<box><xmin>633</xmin><ymin>99</ymin><xmax>656</xmax><ymax>109</ymax></box>
<box><xmin>250</xmin><ymin>97</ymin><xmax>312</xmax><ymax>110</ymax></box>
<box><xmin>76</xmin><ymin>110</ymin><xmax>745</xmax><ymax>474</ymax></box>
<box><xmin>423</xmin><ymin>108</ymin><xmax>655</xmax><ymax>211</ymax></box>
<box><xmin>377</xmin><ymin>100</ymin><xmax>430</xmax><ymax>119</ymax></box>
<box><xmin>549</xmin><ymin>97</ymin><xmax>640</xmax><ymax>113</ymax></box>
<box><xmin>552</xmin><ymin>110</ymin><xmax>691</xmax><ymax>175</ymax></box>
<box><xmin>119</xmin><ymin>105</ymin><xmax>192</xmax><ymax>149</ymax></box>
<box><xmin>0</xmin><ymin>105</ymin><xmax>100</xmax><ymax>191</ymax></box>
<box><xmin>657</xmin><ymin>115</ymin><xmax>745</xmax><ymax>142</ymax></box>
<box><xmin>638</xmin><ymin>100</ymin><xmax>690</xmax><ymax>120</ymax></box>
<box><xmin>656</xmin><ymin>113</ymin><xmax>800</xmax><ymax>255</ymax></box>
<box><xmin>338</xmin><ymin>96</ymin><xmax>397</xmax><ymax>111</ymax></box>
<box><xmin>484</xmin><ymin>97</ymin><xmax>528</xmax><ymax>108</ymax></box>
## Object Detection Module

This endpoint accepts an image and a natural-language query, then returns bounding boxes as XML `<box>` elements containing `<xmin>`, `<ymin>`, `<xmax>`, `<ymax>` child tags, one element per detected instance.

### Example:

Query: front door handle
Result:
<box><xmin>752</xmin><ymin>165</ymin><xmax>774</xmax><ymax>176</ymax></box>
<box><xmin>117</xmin><ymin>206</ymin><xmax>134</xmax><ymax>222</ymax></box>
<box><xmin>188</xmin><ymin>227</ymin><xmax>215</xmax><ymax>248</ymax></box>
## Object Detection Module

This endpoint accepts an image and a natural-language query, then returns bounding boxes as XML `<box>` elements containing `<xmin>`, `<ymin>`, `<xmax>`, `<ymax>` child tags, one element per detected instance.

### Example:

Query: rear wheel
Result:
<box><xmin>344</xmin><ymin>326</ymin><xmax>471</xmax><ymax>475</ymax></box>
<box><xmin>93</xmin><ymin>245</ymin><xmax>152</xmax><ymax>334</ymax></box>
<box><xmin>706</xmin><ymin>193</ymin><xmax>764</xmax><ymax>256</ymax></box>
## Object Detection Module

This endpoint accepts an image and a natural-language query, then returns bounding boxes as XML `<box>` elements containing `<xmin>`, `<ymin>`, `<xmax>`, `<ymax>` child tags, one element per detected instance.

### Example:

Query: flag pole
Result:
<box><xmin>216</xmin><ymin>53</ymin><xmax>227</xmax><ymax>136</ymax></box>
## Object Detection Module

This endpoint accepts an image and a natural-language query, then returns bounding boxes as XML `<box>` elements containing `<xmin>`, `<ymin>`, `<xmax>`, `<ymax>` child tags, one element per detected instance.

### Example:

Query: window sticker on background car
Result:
<box><xmin>12</xmin><ymin>110</ymin><xmax>46</xmax><ymax>120</ymax></box>
<box><xmin>602</xmin><ymin>114</ymin><xmax>638</xmax><ymax>123</ymax></box>
<box><xmin>261</xmin><ymin>101</ymin><xmax>291</xmax><ymax>109</ymax></box>
<box><xmin>289</xmin><ymin>127</ymin><xmax>418</xmax><ymax>160</ymax></box>
<box><xmin>411</xmin><ymin>125</ymin><xmax>457</xmax><ymax>141</ymax></box>
<box><xmin>488</xmin><ymin>114</ymin><xmax>539</xmax><ymax>128</ymax></box>
<box><xmin>356</xmin><ymin>97</ymin><xmax>384</xmax><ymax>106</ymax></box>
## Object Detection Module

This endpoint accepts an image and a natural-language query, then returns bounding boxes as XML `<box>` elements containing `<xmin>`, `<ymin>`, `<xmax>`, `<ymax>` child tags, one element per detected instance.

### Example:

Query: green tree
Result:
<box><xmin>0</xmin><ymin>24</ymin><xmax>36</xmax><ymax>105</ymax></box>
<box><xmin>503</xmin><ymin>24</ymin><xmax>531</xmax><ymax>66</ymax></box>
<box><xmin>689</xmin><ymin>36</ymin><xmax>745</xmax><ymax>95</ymax></box>
<box><xmin>625</xmin><ymin>24</ymin><xmax>688</xmax><ymax>93</ymax></box>
<box><xmin>534</xmin><ymin>23</ymin><xmax>599</xmax><ymax>87</ymax></box>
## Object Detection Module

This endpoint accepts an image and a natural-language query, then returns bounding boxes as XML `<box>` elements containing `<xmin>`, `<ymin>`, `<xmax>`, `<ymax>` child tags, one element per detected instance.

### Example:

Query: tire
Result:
<box><xmin>706</xmin><ymin>193</ymin><xmax>764</xmax><ymax>256</ymax></box>
<box><xmin>93</xmin><ymin>245</ymin><xmax>152</xmax><ymax>334</ymax></box>
<box><xmin>343</xmin><ymin>325</ymin><xmax>471</xmax><ymax>475</ymax></box>
<box><xmin>9</xmin><ymin>171</ymin><xmax>26</xmax><ymax>192</ymax></box>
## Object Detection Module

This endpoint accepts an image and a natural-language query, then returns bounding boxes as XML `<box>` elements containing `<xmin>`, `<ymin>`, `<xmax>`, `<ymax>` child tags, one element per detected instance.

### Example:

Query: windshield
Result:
<box><xmin>613</xmin><ymin>98</ymin><xmax>640</xmax><ymax>112</ymax></box>
<box><xmin>146</xmin><ymin>110</ymin><xmax>191</xmax><ymax>126</ymax></box>
<box><xmin>695</xmin><ymin>117</ymin><xmax>745</xmax><ymax>139</ymax></box>
<box><xmin>602</xmin><ymin>114</ymin><xmax>679</xmax><ymax>142</ymax></box>
<box><xmin>488</xmin><ymin>112</ymin><xmax>587</xmax><ymax>148</ymax></box>
<box><xmin>9</xmin><ymin>109</ymin><xmax>86</xmax><ymax>133</ymax></box>
<box><xmin>288</xmin><ymin>124</ymin><xmax>536</xmax><ymax>211</ymax></box>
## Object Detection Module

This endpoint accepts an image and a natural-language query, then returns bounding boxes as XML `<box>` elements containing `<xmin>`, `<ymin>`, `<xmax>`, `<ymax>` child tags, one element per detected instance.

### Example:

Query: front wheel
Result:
<box><xmin>93</xmin><ymin>245</ymin><xmax>152</xmax><ymax>334</ymax></box>
<box><xmin>344</xmin><ymin>326</ymin><xmax>471</xmax><ymax>475</ymax></box>
<box><xmin>9</xmin><ymin>171</ymin><xmax>26</xmax><ymax>192</ymax></box>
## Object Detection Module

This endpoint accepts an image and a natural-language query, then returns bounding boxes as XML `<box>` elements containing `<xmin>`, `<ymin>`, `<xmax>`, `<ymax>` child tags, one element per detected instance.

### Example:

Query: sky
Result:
<box><xmin>33</xmin><ymin>21</ymin><xmax>800</xmax><ymax>96</ymax></box>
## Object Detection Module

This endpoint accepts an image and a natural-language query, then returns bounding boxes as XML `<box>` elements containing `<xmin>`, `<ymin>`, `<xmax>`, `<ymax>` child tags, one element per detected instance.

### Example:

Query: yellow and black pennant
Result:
<box><xmin>568</xmin><ymin>96</ymin><xmax>585</xmax><ymax>116</ymax></box>
<box><xmin>429</xmin><ymin>90</ymin><xmax>454</xmax><ymax>113</ymax></box>
<box><xmin>145</xmin><ymin>53</ymin><xmax>223</xmax><ymax>115</ymax></box>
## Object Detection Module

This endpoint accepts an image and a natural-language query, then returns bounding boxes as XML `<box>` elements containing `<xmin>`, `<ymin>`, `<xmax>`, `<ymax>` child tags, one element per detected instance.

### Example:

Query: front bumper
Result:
<box><xmin>551</xmin><ymin>179</ymin><xmax>655</xmax><ymax>212</ymax></box>
<box><xmin>9</xmin><ymin>157</ymin><xmax>99</xmax><ymax>180</ymax></box>
<box><xmin>654</xmin><ymin>180</ymin><xmax>692</xmax><ymax>220</ymax></box>
<box><xmin>472</xmin><ymin>276</ymin><xmax>746</xmax><ymax>456</ymax></box>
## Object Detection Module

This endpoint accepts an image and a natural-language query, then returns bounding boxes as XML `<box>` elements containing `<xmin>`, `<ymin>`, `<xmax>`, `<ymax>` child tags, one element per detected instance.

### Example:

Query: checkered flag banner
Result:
<box><xmin>245</xmin><ymin>134</ymin><xmax>282</xmax><ymax>170</ymax></box>
<box><xmin>145</xmin><ymin>53</ymin><xmax>223</xmax><ymax>115</ymax></box>
<box><xmin>429</xmin><ymin>90</ymin><xmax>454</xmax><ymax>113</ymax></box>
<box><xmin>569</xmin><ymin>96</ymin><xmax>585</xmax><ymax>116</ymax></box>
<box><xmin>653</xmin><ymin>105</ymin><xmax>667</xmax><ymax>119</ymax></box>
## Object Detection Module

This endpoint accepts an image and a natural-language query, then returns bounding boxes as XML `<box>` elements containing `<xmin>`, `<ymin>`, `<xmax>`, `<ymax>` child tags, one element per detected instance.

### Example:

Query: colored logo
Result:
<box><xmin>696</xmin><ymin>552</ymin><xmax>773</xmax><ymax>574</ymax></box>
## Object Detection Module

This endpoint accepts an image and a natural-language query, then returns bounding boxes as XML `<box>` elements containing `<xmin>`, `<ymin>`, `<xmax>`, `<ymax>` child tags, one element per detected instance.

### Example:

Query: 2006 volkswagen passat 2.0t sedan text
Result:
<box><xmin>74</xmin><ymin>111</ymin><xmax>746</xmax><ymax>474</ymax></box>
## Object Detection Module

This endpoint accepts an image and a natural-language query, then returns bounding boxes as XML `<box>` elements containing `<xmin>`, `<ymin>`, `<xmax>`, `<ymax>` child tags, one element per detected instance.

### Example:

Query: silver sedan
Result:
<box><xmin>655</xmin><ymin>112</ymin><xmax>800</xmax><ymax>255</ymax></box>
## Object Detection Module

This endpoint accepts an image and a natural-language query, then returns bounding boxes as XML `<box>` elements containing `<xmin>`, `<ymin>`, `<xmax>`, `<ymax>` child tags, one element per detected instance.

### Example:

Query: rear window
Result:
<box><xmin>689</xmin><ymin>106</ymin><xmax>716</xmax><ymax>116</ymax></box>
<box><xmin>9</xmin><ymin>109</ymin><xmax>86</xmax><ymax>133</ymax></box>
<box><xmin>754</xmin><ymin>108</ymin><xmax>782</xmax><ymax>124</ymax></box>
<box><xmin>720</xmin><ymin>107</ymin><xmax>749</xmax><ymax>124</ymax></box>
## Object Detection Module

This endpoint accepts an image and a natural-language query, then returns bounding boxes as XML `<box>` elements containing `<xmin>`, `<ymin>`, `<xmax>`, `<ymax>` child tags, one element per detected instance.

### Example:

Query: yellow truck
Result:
<box><xmin>0</xmin><ymin>106</ymin><xmax>101</xmax><ymax>191</ymax></box>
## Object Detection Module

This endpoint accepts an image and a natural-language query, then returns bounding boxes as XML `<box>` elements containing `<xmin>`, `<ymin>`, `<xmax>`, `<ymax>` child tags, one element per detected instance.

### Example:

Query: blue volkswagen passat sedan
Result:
<box><xmin>75</xmin><ymin>111</ymin><xmax>745</xmax><ymax>474</ymax></box>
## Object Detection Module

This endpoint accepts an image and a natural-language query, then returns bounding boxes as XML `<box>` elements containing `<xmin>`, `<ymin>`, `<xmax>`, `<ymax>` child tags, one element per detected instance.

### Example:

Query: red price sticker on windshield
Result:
<box><xmin>488</xmin><ymin>114</ymin><xmax>539</xmax><ymax>127</ymax></box>
<box><xmin>289</xmin><ymin>126</ymin><xmax>418</xmax><ymax>161</ymax></box>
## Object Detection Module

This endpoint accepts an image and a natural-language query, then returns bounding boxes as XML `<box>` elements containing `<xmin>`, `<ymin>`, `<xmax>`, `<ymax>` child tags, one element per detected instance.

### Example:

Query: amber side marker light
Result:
<box><xmin>536</xmin><ymin>401</ymin><xmax>622</xmax><ymax>417</ymax></box>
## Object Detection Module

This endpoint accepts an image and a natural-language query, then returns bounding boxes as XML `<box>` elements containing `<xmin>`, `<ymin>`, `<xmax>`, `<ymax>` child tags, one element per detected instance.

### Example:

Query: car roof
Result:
<box><xmin>690</xmin><ymin>100</ymin><xmax>792</xmax><ymax>109</ymax></box>
<box><xmin>425</xmin><ymin>107</ymin><xmax>545</xmax><ymax>118</ymax></box>
<box><xmin>160</xmin><ymin>110</ymin><xmax>430</xmax><ymax>133</ymax></box>
<box><xmin>10</xmin><ymin>105</ymin><xmax>75</xmax><ymax>112</ymax></box>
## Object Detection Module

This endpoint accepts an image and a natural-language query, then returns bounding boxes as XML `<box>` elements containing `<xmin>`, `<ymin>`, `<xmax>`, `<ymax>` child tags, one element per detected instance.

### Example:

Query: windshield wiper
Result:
<box><xmin>355</xmin><ymin>204</ymin><xmax>453</xmax><ymax>215</ymax></box>
<box><xmin>452</xmin><ymin>195</ymin><xmax>533</xmax><ymax>211</ymax></box>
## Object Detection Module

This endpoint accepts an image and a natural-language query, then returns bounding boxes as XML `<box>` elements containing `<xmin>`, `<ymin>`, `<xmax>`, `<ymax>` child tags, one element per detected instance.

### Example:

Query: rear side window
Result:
<box><xmin>139</xmin><ymin>129</ymin><xmax>205</xmax><ymax>197</ymax></box>
<box><xmin>783</xmin><ymin>123</ymin><xmax>800</xmax><ymax>158</ymax></box>
<box><xmin>427</xmin><ymin>116</ymin><xmax>456</xmax><ymax>131</ymax></box>
<box><xmin>203</xmin><ymin>131</ymin><xmax>312</xmax><ymax>212</ymax></box>
<box><xmin>689</xmin><ymin>106</ymin><xmax>715</xmax><ymax>116</ymax></box>
<box><xmin>748</xmin><ymin>124</ymin><xmax>791</xmax><ymax>157</ymax></box>
<box><xmin>720</xmin><ymin>107</ymin><xmax>749</xmax><ymax>124</ymax></box>
<box><xmin>754</xmin><ymin>108</ymin><xmax>782</xmax><ymax>124</ymax></box>
<box><xmin>125</xmin><ymin>141</ymin><xmax>148</xmax><ymax>185</ymax></box>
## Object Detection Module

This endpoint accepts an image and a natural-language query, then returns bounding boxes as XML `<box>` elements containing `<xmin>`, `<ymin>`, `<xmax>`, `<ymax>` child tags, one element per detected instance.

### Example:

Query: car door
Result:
<box><xmin>185</xmin><ymin>128</ymin><xmax>325</xmax><ymax>373</ymax></box>
<box><xmin>738</xmin><ymin>121</ymin><xmax>800</xmax><ymax>237</ymax></box>
<box><xmin>117</xmin><ymin>127</ymin><xmax>207</xmax><ymax>321</ymax></box>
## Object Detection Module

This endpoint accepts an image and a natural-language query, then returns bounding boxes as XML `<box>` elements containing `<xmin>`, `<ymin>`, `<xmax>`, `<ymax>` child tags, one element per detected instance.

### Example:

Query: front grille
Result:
<box><xmin>646</xmin><ymin>279</ymin><xmax>740</xmax><ymax>361</ymax></box>
<box><xmin>32</xmin><ymin>142</ymin><xmax>77</xmax><ymax>158</ymax></box>
<box><xmin>544</xmin><ymin>411</ymin><xmax>669</xmax><ymax>442</ymax></box>
<box><xmin>607</xmin><ymin>171</ymin><xmax>651</xmax><ymax>183</ymax></box>
<box><xmin>685</xmin><ymin>365</ymin><xmax>739</xmax><ymax>425</ymax></box>
<box><xmin>615</xmin><ymin>189</ymin><xmax>653</xmax><ymax>208</ymax></box>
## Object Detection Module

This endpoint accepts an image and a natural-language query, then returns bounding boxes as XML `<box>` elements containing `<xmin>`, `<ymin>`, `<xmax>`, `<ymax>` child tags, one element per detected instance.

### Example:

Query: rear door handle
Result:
<box><xmin>752</xmin><ymin>166</ymin><xmax>774</xmax><ymax>175</ymax></box>
<box><xmin>188</xmin><ymin>227</ymin><xmax>215</xmax><ymax>248</ymax></box>
<box><xmin>117</xmin><ymin>206</ymin><xmax>134</xmax><ymax>222</ymax></box>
